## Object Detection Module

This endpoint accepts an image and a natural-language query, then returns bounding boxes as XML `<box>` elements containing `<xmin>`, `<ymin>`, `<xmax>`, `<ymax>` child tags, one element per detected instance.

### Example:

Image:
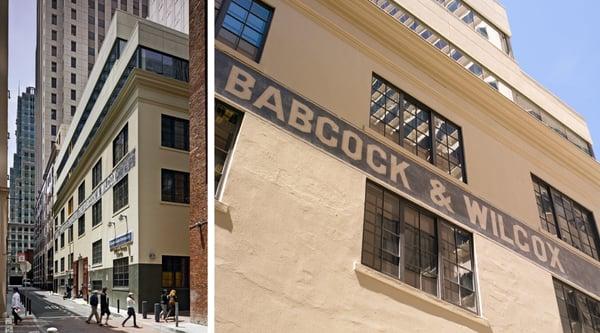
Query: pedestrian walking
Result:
<box><xmin>122</xmin><ymin>292</ymin><xmax>140</xmax><ymax>328</ymax></box>
<box><xmin>85</xmin><ymin>290</ymin><xmax>101</xmax><ymax>325</ymax></box>
<box><xmin>11</xmin><ymin>287</ymin><xmax>23</xmax><ymax>325</ymax></box>
<box><xmin>165</xmin><ymin>289</ymin><xmax>178</xmax><ymax>322</ymax></box>
<box><xmin>100</xmin><ymin>287</ymin><xmax>111</xmax><ymax>326</ymax></box>
<box><xmin>160</xmin><ymin>289</ymin><xmax>168</xmax><ymax>321</ymax></box>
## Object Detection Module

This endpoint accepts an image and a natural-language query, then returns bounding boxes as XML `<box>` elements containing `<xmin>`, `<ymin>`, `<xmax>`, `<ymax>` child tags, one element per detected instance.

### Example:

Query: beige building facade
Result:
<box><xmin>0</xmin><ymin>0</ymin><xmax>9</xmax><ymax>316</ymax></box>
<box><xmin>51</xmin><ymin>12</ymin><xmax>191</xmax><ymax>311</ymax></box>
<box><xmin>215</xmin><ymin>0</ymin><xmax>600</xmax><ymax>332</ymax></box>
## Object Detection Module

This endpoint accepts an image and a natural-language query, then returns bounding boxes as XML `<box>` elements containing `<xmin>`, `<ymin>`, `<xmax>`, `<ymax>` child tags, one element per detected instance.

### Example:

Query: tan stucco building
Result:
<box><xmin>214</xmin><ymin>0</ymin><xmax>600</xmax><ymax>332</ymax></box>
<box><xmin>51</xmin><ymin>11</ymin><xmax>191</xmax><ymax>311</ymax></box>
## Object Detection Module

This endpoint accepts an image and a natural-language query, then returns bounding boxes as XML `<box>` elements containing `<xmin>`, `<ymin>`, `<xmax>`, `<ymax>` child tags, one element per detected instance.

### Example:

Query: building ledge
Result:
<box><xmin>354</xmin><ymin>262</ymin><xmax>492</xmax><ymax>332</ymax></box>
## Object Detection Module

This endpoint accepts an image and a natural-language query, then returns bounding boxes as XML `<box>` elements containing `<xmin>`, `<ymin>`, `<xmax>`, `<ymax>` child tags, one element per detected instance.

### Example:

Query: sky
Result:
<box><xmin>5</xmin><ymin>0</ymin><xmax>600</xmax><ymax>168</ymax></box>
<box><xmin>7</xmin><ymin>0</ymin><xmax>36</xmax><ymax>170</ymax></box>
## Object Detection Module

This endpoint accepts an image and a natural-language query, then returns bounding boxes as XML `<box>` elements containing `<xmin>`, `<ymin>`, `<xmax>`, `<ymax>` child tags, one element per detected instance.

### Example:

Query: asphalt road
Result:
<box><xmin>2</xmin><ymin>287</ymin><xmax>164</xmax><ymax>333</ymax></box>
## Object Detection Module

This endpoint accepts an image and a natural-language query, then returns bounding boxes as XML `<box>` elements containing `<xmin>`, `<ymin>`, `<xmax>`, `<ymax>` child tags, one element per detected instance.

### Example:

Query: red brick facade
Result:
<box><xmin>188</xmin><ymin>0</ymin><xmax>207</xmax><ymax>325</ymax></box>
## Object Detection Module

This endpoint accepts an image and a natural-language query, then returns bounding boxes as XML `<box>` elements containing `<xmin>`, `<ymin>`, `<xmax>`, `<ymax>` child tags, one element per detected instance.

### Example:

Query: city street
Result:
<box><xmin>1</xmin><ymin>288</ymin><xmax>169</xmax><ymax>333</ymax></box>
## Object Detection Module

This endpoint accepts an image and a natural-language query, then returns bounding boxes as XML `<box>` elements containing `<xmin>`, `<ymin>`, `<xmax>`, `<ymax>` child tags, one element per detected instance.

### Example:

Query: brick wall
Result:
<box><xmin>188</xmin><ymin>0</ymin><xmax>207</xmax><ymax>325</ymax></box>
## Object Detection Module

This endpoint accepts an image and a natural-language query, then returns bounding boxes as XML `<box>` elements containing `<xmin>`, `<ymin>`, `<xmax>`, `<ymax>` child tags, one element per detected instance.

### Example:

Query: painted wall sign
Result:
<box><xmin>55</xmin><ymin>149</ymin><xmax>136</xmax><ymax>238</ymax></box>
<box><xmin>109</xmin><ymin>232</ymin><xmax>133</xmax><ymax>250</ymax></box>
<box><xmin>215</xmin><ymin>49</ymin><xmax>600</xmax><ymax>298</ymax></box>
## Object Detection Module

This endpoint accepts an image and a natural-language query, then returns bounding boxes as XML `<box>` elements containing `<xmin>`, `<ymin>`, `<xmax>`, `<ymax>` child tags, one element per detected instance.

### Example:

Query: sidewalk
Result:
<box><xmin>71</xmin><ymin>298</ymin><xmax>207</xmax><ymax>333</ymax></box>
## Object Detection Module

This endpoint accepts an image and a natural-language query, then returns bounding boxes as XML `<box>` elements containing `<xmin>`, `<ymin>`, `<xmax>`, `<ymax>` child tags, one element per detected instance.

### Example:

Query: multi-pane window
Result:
<box><xmin>51</xmin><ymin>62</ymin><xmax>57</xmax><ymax>72</ymax></box>
<box><xmin>78</xmin><ymin>215</ymin><xmax>85</xmax><ymax>236</ymax></box>
<box><xmin>68</xmin><ymin>225</ymin><xmax>73</xmax><ymax>243</ymax></box>
<box><xmin>51</xmin><ymin>77</ymin><xmax>57</xmax><ymax>88</ymax></box>
<box><xmin>51</xmin><ymin>93</ymin><xmax>57</xmax><ymax>104</ymax></box>
<box><xmin>71</xmin><ymin>24</ymin><xmax>76</xmax><ymax>36</ymax></box>
<box><xmin>51</xmin><ymin>125</ymin><xmax>57</xmax><ymax>136</ymax></box>
<box><xmin>71</xmin><ymin>41</ymin><xmax>76</xmax><ymax>52</ymax></box>
<box><xmin>71</xmin><ymin>57</ymin><xmax>76</xmax><ymax>68</ymax></box>
<box><xmin>361</xmin><ymin>181</ymin><xmax>477</xmax><ymax>312</ymax></box>
<box><xmin>92</xmin><ymin>200</ymin><xmax>102</xmax><ymax>227</ymax></box>
<box><xmin>161</xmin><ymin>169</ymin><xmax>190</xmax><ymax>204</ymax></box>
<box><xmin>532</xmin><ymin>176</ymin><xmax>600</xmax><ymax>260</ymax></box>
<box><xmin>60</xmin><ymin>233</ymin><xmax>65</xmax><ymax>248</ymax></box>
<box><xmin>92</xmin><ymin>240</ymin><xmax>102</xmax><ymax>265</ymax></box>
<box><xmin>92</xmin><ymin>159</ymin><xmax>102</xmax><ymax>188</ymax></box>
<box><xmin>161</xmin><ymin>256</ymin><xmax>190</xmax><ymax>289</ymax></box>
<box><xmin>216</xmin><ymin>0</ymin><xmax>273</xmax><ymax>61</ymax></box>
<box><xmin>60</xmin><ymin>257</ymin><xmax>64</xmax><ymax>272</ymax></box>
<box><xmin>70</xmin><ymin>89</ymin><xmax>76</xmax><ymax>100</ymax></box>
<box><xmin>51</xmin><ymin>46</ymin><xmax>57</xmax><ymax>57</ymax></box>
<box><xmin>215</xmin><ymin>101</ymin><xmax>244</xmax><ymax>193</ymax></box>
<box><xmin>113</xmin><ymin>124</ymin><xmax>128</xmax><ymax>166</ymax></box>
<box><xmin>51</xmin><ymin>109</ymin><xmax>56</xmax><ymax>120</ymax></box>
<box><xmin>51</xmin><ymin>30</ymin><xmax>57</xmax><ymax>40</ymax></box>
<box><xmin>113</xmin><ymin>257</ymin><xmax>129</xmax><ymax>287</ymax></box>
<box><xmin>553</xmin><ymin>278</ymin><xmax>600</xmax><ymax>333</ymax></box>
<box><xmin>161</xmin><ymin>115</ymin><xmax>189</xmax><ymax>151</ymax></box>
<box><xmin>71</xmin><ymin>73</ymin><xmax>76</xmax><ymax>84</ymax></box>
<box><xmin>113</xmin><ymin>176</ymin><xmax>128</xmax><ymax>212</ymax></box>
<box><xmin>370</xmin><ymin>75</ymin><xmax>465</xmax><ymax>181</ymax></box>
<box><xmin>78</xmin><ymin>181</ymin><xmax>85</xmax><ymax>204</ymax></box>
<box><xmin>51</xmin><ymin>14</ymin><xmax>57</xmax><ymax>25</ymax></box>
<box><xmin>71</xmin><ymin>8</ymin><xmax>76</xmax><ymax>19</ymax></box>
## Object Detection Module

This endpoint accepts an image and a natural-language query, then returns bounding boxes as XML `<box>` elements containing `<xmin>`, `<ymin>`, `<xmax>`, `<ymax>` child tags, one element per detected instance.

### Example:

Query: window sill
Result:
<box><xmin>160</xmin><ymin>200</ymin><xmax>190</xmax><ymax>207</ymax></box>
<box><xmin>112</xmin><ymin>205</ymin><xmax>129</xmax><ymax>218</ymax></box>
<box><xmin>91</xmin><ymin>263</ymin><xmax>103</xmax><ymax>269</ymax></box>
<box><xmin>353</xmin><ymin>262</ymin><xmax>491</xmax><ymax>332</ymax></box>
<box><xmin>215</xmin><ymin>200</ymin><xmax>229</xmax><ymax>214</ymax></box>
<box><xmin>159</xmin><ymin>146</ymin><xmax>190</xmax><ymax>154</ymax></box>
<box><xmin>78</xmin><ymin>233</ymin><xmax>85</xmax><ymax>239</ymax></box>
<box><xmin>92</xmin><ymin>223</ymin><xmax>103</xmax><ymax>231</ymax></box>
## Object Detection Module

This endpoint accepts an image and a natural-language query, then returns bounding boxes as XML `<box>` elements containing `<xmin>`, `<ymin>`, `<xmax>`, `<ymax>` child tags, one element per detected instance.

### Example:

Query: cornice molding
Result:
<box><xmin>283</xmin><ymin>0</ymin><xmax>600</xmax><ymax>192</ymax></box>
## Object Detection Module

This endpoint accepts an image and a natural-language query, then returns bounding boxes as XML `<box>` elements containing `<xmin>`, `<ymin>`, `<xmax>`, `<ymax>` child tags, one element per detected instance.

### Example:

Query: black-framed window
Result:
<box><xmin>60</xmin><ymin>233</ymin><xmax>65</xmax><ymax>248</ymax></box>
<box><xmin>161</xmin><ymin>114</ymin><xmax>189</xmax><ymax>151</ymax></box>
<box><xmin>532</xmin><ymin>176</ymin><xmax>600</xmax><ymax>261</ymax></box>
<box><xmin>92</xmin><ymin>159</ymin><xmax>102</xmax><ymax>188</ymax></box>
<box><xmin>60</xmin><ymin>257</ymin><xmax>64</xmax><ymax>272</ymax></box>
<box><xmin>92</xmin><ymin>240</ymin><xmax>102</xmax><ymax>265</ymax></box>
<box><xmin>113</xmin><ymin>257</ymin><xmax>128</xmax><ymax>287</ymax></box>
<box><xmin>161</xmin><ymin>169</ymin><xmax>190</xmax><ymax>204</ymax></box>
<box><xmin>216</xmin><ymin>0</ymin><xmax>273</xmax><ymax>61</ymax></box>
<box><xmin>215</xmin><ymin>101</ymin><xmax>244</xmax><ymax>193</ymax></box>
<box><xmin>68</xmin><ymin>225</ymin><xmax>73</xmax><ymax>242</ymax></box>
<box><xmin>113</xmin><ymin>124</ymin><xmax>128</xmax><ymax>166</ymax></box>
<box><xmin>78</xmin><ymin>181</ymin><xmax>85</xmax><ymax>204</ymax></box>
<box><xmin>78</xmin><ymin>215</ymin><xmax>85</xmax><ymax>236</ymax></box>
<box><xmin>553</xmin><ymin>278</ymin><xmax>600</xmax><ymax>333</ymax></box>
<box><xmin>92</xmin><ymin>200</ymin><xmax>102</xmax><ymax>227</ymax></box>
<box><xmin>161</xmin><ymin>256</ymin><xmax>190</xmax><ymax>289</ymax></box>
<box><xmin>362</xmin><ymin>180</ymin><xmax>477</xmax><ymax>312</ymax></box>
<box><xmin>113</xmin><ymin>176</ymin><xmax>128</xmax><ymax>212</ymax></box>
<box><xmin>370</xmin><ymin>75</ymin><xmax>466</xmax><ymax>182</ymax></box>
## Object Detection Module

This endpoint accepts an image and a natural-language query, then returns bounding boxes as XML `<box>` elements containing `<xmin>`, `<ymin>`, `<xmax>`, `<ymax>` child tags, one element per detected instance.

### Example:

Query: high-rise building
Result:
<box><xmin>214</xmin><ymin>0</ymin><xmax>600</xmax><ymax>331</ymax></box>
<box><xmin>35</xmin><ymin>0</ymin><xmax>149</xmax><ymax>193</ymax></box>
<box><xmin>147</xmin><ymin>0</ymin><xmax>189</xmax><ymax>33</ymax></box>
<box><xmin>51</xmin><ymin>11</ymin><xmax>190</xmax><ymax>310</ymax></box>
<box><xmin>8</xmin><ymin>87</ymin><xmax>36</xmax><ymax>284</ymax></box>
<box><xmin>189</xmin><ymin>0</ymin><xmax>206</xmax><ymax>325</ymax></box>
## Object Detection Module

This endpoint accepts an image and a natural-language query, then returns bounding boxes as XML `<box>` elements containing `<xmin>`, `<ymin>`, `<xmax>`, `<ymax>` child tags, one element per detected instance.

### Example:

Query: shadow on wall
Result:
<box><xmin>355</xmin><ymin>268</ymin><xmax>493</xmax><ymax>333</ymax></box>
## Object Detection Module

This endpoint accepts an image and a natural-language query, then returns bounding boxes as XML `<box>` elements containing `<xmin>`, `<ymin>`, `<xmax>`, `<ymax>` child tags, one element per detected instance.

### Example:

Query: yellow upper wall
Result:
<box><xmin>216</xmin><ymin>0</ymin><xmax>600</xmax><ymax>267</ymax></box>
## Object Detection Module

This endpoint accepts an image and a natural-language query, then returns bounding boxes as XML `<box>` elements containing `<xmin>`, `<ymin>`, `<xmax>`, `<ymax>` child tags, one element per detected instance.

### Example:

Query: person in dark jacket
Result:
<box><xmin>165</xmin><ymin>290</ymin><xmax>178</xmax><ymax>322</ymax></box>
<box><xmin>85</xmin><ymin>290</ymin><xmax>101</xmax><ymax>325</ymax></box>
<box><xmin>100</xmin><ymin>287</ymin><xmax>110</xmax><ymax>326</ymax></box>
<box><xmin>160</xmin><ymin>289</ymin><xmax>168</xmax><ymax>321</ymax></box>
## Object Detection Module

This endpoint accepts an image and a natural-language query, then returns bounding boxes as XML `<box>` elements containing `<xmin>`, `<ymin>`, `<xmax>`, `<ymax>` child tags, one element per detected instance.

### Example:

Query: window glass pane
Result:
<box><xmin>217</xmin><ymin>0</ymin><xmax>273</xmax><ymax>60</ymax></box>
<box><xmin>215</xmin><ymin>102</ymin><xmax>244</xmax><ymax>193</ymax></box>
